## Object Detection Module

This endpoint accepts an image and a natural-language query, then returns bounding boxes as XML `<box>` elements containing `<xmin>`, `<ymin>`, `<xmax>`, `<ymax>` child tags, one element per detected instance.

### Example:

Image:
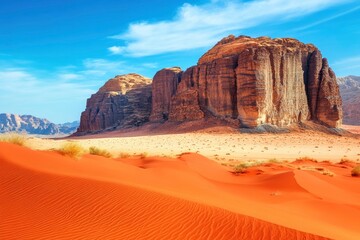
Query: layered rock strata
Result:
<box><xmin>151</xmin><ymin>35</ymin><xmax>342</xmax><ymax>128</ymax></box>
<box><xmin>78</xmin><ymin>35</ymin><xmax>343</xmax><ymax>133</ymax></box>
<box><xmin>78</xmin><ymin>74</ymin><xmax>152</xmax><ymax>132</ymax></box>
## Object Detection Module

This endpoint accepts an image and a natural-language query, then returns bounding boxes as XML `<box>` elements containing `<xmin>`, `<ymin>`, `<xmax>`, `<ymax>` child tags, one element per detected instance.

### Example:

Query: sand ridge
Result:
<box><xmin>1</xmin><ymin>143</ymin><xmax>360</xmax><ymax>239</ymax></box>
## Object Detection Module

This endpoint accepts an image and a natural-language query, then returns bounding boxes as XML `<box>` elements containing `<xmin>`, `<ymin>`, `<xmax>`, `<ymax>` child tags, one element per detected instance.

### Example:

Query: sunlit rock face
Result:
<box><xmin>151</xmin><ymin>35</ymin><xmax>342</xmax><ymax>128</ymax></box>
<box><xmin>78</xmin><ymin>74</ymin><xmax>152</xmax><ymax>132</ymax></box>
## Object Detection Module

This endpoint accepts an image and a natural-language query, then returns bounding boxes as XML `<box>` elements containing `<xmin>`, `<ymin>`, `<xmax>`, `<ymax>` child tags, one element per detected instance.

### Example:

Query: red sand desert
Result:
<box><xmin>1</xmin><ymin>142</ymin><xmax>360</xmax><ymax>239</ymax></box>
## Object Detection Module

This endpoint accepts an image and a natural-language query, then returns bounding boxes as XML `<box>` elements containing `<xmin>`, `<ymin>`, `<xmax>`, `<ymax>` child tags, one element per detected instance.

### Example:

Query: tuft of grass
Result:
<box><xmin>0</xmin><ymin>133</ymin><xmax>27</xmax><ymax>146</ymax></box>
<box><xmin>140</xmin><ymin>152</ymin><xmax>148</xmax><ymax>159</ymax></box>
<box><xmin>340</xmin><ymin>158</ymin><xmax>351</xmax><ymax>164</ymax></box>
<box><xmin>119</xmin><ymin>152</ymin><xmax>131</xmax><ymax>158</ymax></box>
<box><xmin>89</xmin><ymin>146</ymin><xmax>112</xmax><ymax>158</ymax></box>
<box><xmin>232</xmin><ymin>164</ymin><xmax>247</xmax><ymax>174</ymax></box>
<box><xmin>268</xmin><ymin>158</ymin><xmax>280</xmax><ymax>163</ymax></box>
<box><xmin>57</xmin><ymin>142</ymin><xmax>84</xmax><ymax>159</ymax></box>
<box><xmin>351</xmin><ymin>165</ymin><xmax>360</xmax><ymax>177</ymax></box>
<box><xmin>295</xmin><ymin>157</ymin><xmax>318</xmax><ymax>162</ymax></box>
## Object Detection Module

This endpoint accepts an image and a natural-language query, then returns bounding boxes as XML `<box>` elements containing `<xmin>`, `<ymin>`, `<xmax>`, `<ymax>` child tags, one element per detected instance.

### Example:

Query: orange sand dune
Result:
<box><xmin>1</xmin><ymin>143</ymin><xmax>360</xmax><ymax>239</ymax></box>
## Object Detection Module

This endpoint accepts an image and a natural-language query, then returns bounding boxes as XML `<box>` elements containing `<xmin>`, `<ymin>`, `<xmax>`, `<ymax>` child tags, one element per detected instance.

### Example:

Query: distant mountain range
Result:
<box><xmin>0</xmin><ymin>113</ymin><xmax>79</xmax><ymax>135</ymax></box>
<box><xmin>337</xmin><ymin>75</ymin><xmax>360</xmax><ymax>125</ymax></box>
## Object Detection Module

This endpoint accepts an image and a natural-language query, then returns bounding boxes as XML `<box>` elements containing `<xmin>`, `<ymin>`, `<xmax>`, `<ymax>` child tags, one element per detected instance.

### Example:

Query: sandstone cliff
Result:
<box><xmin>151</xmin><ymin>35</ymin><xmax>342</xmax><ymax>128</ymax></box>
<box><xmin>337</xmin><ymin>75</ymin><xmax>360</xmax><ymax>125</ymax></box>
<box><xmin>149</xmin><ymin>67</ymin><xmax>182</xmax><ymax>121</ymax></box>
<box><xmin>78</xmin><ymin>74</ymin><xmax>152</xmax><ymax>132</ymax></box>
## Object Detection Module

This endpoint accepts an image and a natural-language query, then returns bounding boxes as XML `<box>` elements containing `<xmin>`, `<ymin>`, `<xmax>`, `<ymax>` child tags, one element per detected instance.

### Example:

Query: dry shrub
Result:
<box><xmin>351</xmin><ymin>165</ymin><xmax>360</xmax><ymax>177</ymax></box>
<box><xmin>57</xmin><ymin>142</ymin><xmax>84</xmax><ymax>159</ymax></box>
<box><xmin>140</xmin><ymin>152</ymin><xmax>148</xmax><ymax>159</ymax></box>
<box><xmin>232</xmin><ymin>164</ymin><xmax>247</xmax><ymax>174</ymax></box>
<box><xmin>89</xmin><ymin>146</ymin><xmax>112</xmax><ymax>158</ymax></box>
<box><xmin>0</xmin><ymin>133</ymin><xmax>27</xmax><ymax>146</ymax></box>
<box><xmin>119</xmin><ymin>152</ymin><xmax>131</xmax><ymax>158</ymax></box>
<box><xmin>295</xmin><ymin>157</ymin><xmax>318</xmax><ymax>162</ymax></box>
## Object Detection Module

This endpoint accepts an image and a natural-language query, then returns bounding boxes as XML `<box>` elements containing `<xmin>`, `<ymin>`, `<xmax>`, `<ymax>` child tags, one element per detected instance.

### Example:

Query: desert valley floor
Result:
<box><xmin>1</xmin><ymin>125</ymin><xmax>360</xmax><ymax>239</ymax></box>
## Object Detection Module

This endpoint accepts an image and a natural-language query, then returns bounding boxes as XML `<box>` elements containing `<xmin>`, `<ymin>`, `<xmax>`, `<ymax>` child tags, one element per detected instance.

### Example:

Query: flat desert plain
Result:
<box><xmin>1</xmin><ymin>126</ymin><xmax>360</xmax><ymax>239</ymax></box>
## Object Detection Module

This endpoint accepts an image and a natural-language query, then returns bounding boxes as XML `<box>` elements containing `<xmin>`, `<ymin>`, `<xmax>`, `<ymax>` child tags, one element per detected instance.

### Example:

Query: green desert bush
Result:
<box><xmin>57</xmin><ymin>142</ymin><xmax>84</xmax><ymax>159</ymax></box>
<box><xmin>0</xmin><ymin>133</ymin><xmax>27</xmax><ymax>146</ymax></box>
<box><xmin>351</xmin><ymin>165</ymin><xmax>360</xmax><ymax>177</ymax></box>
<box><xmin>89</xmin><ymin>146</ymin><xmax>112</xmax><ymax>158</ymax></box>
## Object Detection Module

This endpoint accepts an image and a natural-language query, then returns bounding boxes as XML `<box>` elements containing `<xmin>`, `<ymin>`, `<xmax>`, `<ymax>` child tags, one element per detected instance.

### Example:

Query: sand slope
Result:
<box><xmin>1</xmin><ymin>143</ymin><xmax>360</xmax><ymax>239</ymax></box>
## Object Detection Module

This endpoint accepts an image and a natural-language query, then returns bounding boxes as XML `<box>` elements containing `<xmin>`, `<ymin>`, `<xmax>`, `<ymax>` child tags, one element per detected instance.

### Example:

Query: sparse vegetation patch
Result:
<box><xmin>0</xmin><ymin>133</ymin><xmax>27</xmax><ymax>146</ymax></box>
<box><xmin>89</xmin><ymin>146</ymin><xmax>112</xmax><ymax>158</ymax></box>
<box><xmin>351</xmin><ymin>165</ymin><xmax>360</xmax><ymax>177</ymax></box>
<box><xmin>57</xmin><ymin>142</ymin><xmax>84</xmax><ymax>159</ymax></box>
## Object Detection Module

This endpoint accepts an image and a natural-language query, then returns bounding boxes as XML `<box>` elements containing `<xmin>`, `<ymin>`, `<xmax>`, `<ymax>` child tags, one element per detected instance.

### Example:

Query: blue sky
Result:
<box><xmin>0</xmin><ymin>0</ymin><xmax>359</xmax><ymax>123</ymax></box>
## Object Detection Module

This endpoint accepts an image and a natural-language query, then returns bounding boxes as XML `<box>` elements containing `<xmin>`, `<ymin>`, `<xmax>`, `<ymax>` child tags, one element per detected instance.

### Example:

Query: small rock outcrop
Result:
<box><xmin>78</xmin><ymin>74</ymin><xmax>152</xmax><ymax>132</ymax></box>
<box><xmin>151</xmin><ymin>35</ymin><xmax>343</xmax><ymax>128</ymax></box>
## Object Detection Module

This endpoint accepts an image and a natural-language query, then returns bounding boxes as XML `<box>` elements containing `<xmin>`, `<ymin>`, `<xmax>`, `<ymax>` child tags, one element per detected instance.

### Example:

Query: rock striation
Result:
<box><xmin>337</xmin><ymin>75</ymin><xmax>360</xmax><ymax>125</ymax></box>
<box><xmin>149</xmin><ymin>67</ymin><xmax>182</xmax><ymax>121</ymax></box>
<box><xmin>0</xmin><ymin>113</ymin><xmax>79</xmax><ymax>135</ymax></box>
<box><xmin>78</xmin><ymin>74</ymin><xmax>152</xmax><ymax>132</ymax></box>
<box><xmin>78</xmin><ymin>35</ymin><xmax>343</xmax><ymax>133</ymax></box>
<box><xmin>151</xmin><ymin>35</ymin><xmax>342</xmax><ymax>128</ymax></box>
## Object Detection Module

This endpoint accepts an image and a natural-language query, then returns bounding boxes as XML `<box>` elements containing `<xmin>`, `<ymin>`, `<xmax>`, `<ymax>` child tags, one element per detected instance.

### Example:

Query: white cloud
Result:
<box><xmin>0</xmin><ymin>67</ymin><xmax>94</xmax><ymax>122</ymax></box>
<box><xmin>332</xmin><ymin>56</ymin><xmax>360</xmax><ymax>74</ymax></box>
<box><xmin>108</xmin><ymin>46</ymin><xmax>125</xmax><ymax>55</ymax></box>
<box><xmin>293</xmin><ymin>5</ymin><xmax>360</xmax><ymax>31</ymax></box>
<box><xmin>81</xmin><ymin>58</ymin><xmax>137</xmax><ymax>77</ymax></box>
<box><xmin>142</xmin><ymin>62</ymin><xmax>159</xmax><ymax>69</ymax></box>
<box><xmin>110</xmin><ymin>0</ymin><xmax>351</xmax><ymax>57</ymax></box>
<box><xmin>333</xmin><ymin>56</ymin><xmax>360</xmax><ymax>66</ymax></box>
<box><xmin>58</xmin><ymin>73</ymin><xmax>83</xmax><ymax>81</ymax></box>
<box><xmin>0</xmin><ymin>57</ymin><xmax>156</xmax><ymax>122</ymax></box>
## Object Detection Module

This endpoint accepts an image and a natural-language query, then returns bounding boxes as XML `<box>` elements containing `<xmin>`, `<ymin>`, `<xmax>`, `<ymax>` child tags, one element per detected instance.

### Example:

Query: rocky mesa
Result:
<box><xmin>151</xmin><ymin>35</ymin><xmax>342</xmax><ymax>128</ymax></box>
<box><xmin>78</xmin><ymin>74</ymin><xmax>152</xmax><ymax>133</ymax></box>
<box><xmin>77</xmin><ymin>35</ymin><xmax>342</xmax><ymax>134</ymax></box>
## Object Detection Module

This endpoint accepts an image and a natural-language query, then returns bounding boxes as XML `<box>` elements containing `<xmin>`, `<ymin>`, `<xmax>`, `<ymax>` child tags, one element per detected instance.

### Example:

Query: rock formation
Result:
<box><xmin>151</xmin><ymin>35</ymin><xmax>342</xmax><ymax>128</ymax></box>
<box><xmin>0</xmin><ymin>113</ymin><xmax>79</xmax><ymax>135</ymax></box>
<box><xmin>149</xmin><ymin>67</ymin><xmax>182</xmax><ymax>121</ymax></box>
<box><xmin>78</xmin><ymin>74</ymin><xmax>152</xmax><ymax>132</ymax></box>
<box><xmin>78</xmin><ymin>35</ymin><xmax>343</xmax><ymax>134</ymax></box>
<box><xmin>337</xmin><ymin>75</ymin><xmax>360</xmax><ymax>125</ymax></box>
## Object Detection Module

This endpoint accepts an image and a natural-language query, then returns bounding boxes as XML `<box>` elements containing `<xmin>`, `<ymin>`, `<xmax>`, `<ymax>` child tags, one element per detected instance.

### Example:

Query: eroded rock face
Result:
<box><xmin>149</xmin><ymin>67</ymin><xmax>182</xmax><ymax>121</ymax></box>
<box><xmin>151</xmin><ymin>35</ymin><xmax>342</xmax><ymax>128</ymax></box>
<box><xmin>78</xmin><ymin>74</ymin><xmax>152</xmax><ymax>132</ymax></box>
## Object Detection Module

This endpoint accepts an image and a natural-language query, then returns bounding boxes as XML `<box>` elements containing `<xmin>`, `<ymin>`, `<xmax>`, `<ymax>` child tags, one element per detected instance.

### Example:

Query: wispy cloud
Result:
<box><xmin>108</xmin><ymin>46</ymin><xmax>125</xmax><ymax>55</ymax></box>
<box><xmin>0</xmin><ymin>67</ymin><xmax>94</xmax><ymax>122</ymax></box>
<box><xmin>332</xmin><ymin>56</ymin><xmax>360</xmax><ymax>73</ymax></box>
<box><xmin>0</xmin><ymin>57</ymin><xmax>151</xmax><ymax>122</ymax></box>
<box><xmin>109</xmin><ymin>0</ymin><xmax>351</xmax><ymax>57</ymax></box>
<box><xmin>293</xmin><ymin>5</ymin><xmax>360</xmax><ymax>32</ymax></box>
<box><xmin>333</xmin><ymin>56</ymin><xmax>360</xmax><ymax>66</ymax></box>
<box><xmin>331</xmin><ymin>55</ymin><xmax>360</xmax><ymax>77</ymax></box>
